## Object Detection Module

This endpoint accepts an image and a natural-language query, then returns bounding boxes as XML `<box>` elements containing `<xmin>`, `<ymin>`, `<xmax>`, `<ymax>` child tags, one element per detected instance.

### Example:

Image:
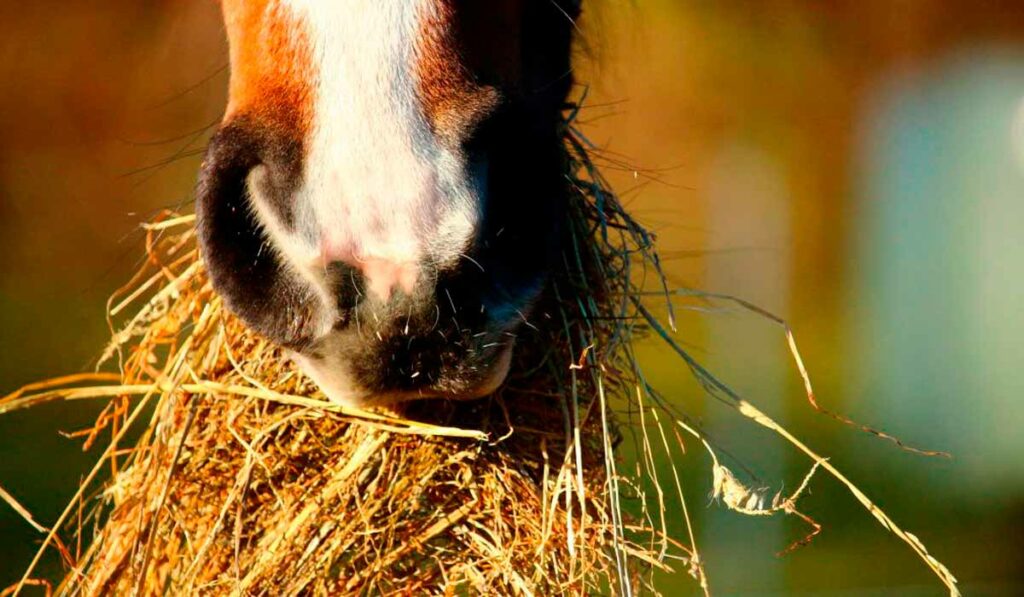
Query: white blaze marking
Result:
<box><xmin>251</xmin><ymin>0</ymin><xmax>479</xmax><ymax>313</ymax></box>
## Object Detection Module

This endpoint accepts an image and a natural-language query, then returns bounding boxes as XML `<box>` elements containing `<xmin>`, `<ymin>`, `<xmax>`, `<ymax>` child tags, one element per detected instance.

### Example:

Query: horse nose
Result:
<box><xmin>319</xmin><ymin>240</ymin><xmax>420</xmax><ymax>303</ymax></box>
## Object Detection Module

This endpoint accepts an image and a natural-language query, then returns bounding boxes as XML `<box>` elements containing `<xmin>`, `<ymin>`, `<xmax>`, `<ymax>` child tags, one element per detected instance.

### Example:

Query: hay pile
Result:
<box><xmin>2</xmin><ymin>113</ymin><xmax>690</xmax><ymax>595</ymax></box>
<box><xmin>1</xmin><ymin>108</ymin><xmax>960</xmax><ymax>596</ymax></box>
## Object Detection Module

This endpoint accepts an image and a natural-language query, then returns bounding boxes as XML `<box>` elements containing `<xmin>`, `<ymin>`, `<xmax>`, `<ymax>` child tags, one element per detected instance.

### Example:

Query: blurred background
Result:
<box><xmin>1</xmin><ymin>1</ymin><xmax>1022</xmax><ymax>594</ymax></box>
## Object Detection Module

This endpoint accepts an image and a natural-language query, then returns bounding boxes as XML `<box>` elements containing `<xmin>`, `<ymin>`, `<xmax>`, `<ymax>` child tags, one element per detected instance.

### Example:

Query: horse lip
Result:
<box><xmin>460</xmin><ymin>341</ymin><xmax>515</xmax><ymax>399</ymax></box>
<box><xmin>292</xmin><ymin>328</ymin><xmax>517</xmax><ymax>408</ymax></box>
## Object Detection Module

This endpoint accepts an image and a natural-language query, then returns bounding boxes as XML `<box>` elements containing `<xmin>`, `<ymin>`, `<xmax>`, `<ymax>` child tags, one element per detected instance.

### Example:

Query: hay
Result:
<box><xmin>3</xmin><ymin>109</ymin><xmax>684</xmax><ymax>596</ymax></box>
<box><xmin>1</xmin><ymin>105</ymin><xmax>960</xmax><ymax>596</ymax></box>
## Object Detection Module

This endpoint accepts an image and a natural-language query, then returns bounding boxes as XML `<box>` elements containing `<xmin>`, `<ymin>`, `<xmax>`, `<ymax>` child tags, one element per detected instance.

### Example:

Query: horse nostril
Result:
<box><xmin>196</xmin><ymin>121</ymin><xmax>321</xmax><ymax>348</ymax></box>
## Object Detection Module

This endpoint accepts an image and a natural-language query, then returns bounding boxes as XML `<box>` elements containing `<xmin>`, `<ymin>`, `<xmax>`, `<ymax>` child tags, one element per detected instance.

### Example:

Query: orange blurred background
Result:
<box><xmin>2</xmin><ymin>1</ymin><xmax>1023</xmax><ymax>593</ymax></box>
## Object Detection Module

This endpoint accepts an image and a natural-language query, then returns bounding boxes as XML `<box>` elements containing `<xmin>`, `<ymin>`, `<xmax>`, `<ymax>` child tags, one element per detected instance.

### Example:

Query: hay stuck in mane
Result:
<box><xmin>1</xmin><ymin>107</ymin><xmax>960</xmax><ymax>596</ymax></box>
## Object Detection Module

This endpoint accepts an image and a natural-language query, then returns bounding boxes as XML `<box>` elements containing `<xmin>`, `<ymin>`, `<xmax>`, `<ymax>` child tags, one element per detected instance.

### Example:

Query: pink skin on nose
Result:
<box><xmin>359</xmin><ymin>257</ymin><xmax>419</xmax><ymax>302</ymax></box>
<box><xmin>320</xmin><ymin>237</ymin><xmax>419</xmax><ymax>303</ymax></box>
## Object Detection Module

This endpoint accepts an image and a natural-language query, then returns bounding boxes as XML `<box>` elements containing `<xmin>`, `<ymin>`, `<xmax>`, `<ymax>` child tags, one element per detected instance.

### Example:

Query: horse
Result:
<box><xmin>197</xmin><ymin>0</ymin><xmax>584</xmax><ymax>407</ymax></box>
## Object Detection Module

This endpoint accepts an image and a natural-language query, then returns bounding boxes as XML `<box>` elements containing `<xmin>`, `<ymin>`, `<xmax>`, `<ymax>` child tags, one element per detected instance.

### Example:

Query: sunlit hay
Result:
<box><xmin>0</xmin><ymin>109</ymin><xmax>689</xmax><ymax>595</ymax></box>
<box><xmin>1</xmin><ymin>103</ymin><xmax>961</xmax><ymax>597</ymax></box>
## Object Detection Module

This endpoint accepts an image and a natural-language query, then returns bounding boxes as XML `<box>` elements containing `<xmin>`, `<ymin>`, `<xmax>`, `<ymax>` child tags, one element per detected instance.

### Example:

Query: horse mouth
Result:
<box><xmin>290</xmin><ymin>326</ymin><xmax>518</xmax><ymax>409</ymax></box>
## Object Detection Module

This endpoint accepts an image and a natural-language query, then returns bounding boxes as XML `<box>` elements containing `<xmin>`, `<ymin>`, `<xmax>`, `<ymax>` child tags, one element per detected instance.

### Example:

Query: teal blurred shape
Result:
<box><xmin>851</xmin><ymin>47</ymin><xmax>1024</xmax><ymax>498</ymax></box>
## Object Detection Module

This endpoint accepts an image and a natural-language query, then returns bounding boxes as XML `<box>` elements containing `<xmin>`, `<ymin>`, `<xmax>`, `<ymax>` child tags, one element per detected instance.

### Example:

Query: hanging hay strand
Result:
<box><xmin>0</xmin><ymin>105</ymin><xmax>960</xmax><ymax>596</ymax></box>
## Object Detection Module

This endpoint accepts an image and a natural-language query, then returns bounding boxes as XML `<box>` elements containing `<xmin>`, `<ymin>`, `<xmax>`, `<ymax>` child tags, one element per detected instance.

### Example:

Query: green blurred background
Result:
<box><xmin>1</xmin><ymin>1</ymin><xmax>1022</xmax><ymax>594</ymax></box>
